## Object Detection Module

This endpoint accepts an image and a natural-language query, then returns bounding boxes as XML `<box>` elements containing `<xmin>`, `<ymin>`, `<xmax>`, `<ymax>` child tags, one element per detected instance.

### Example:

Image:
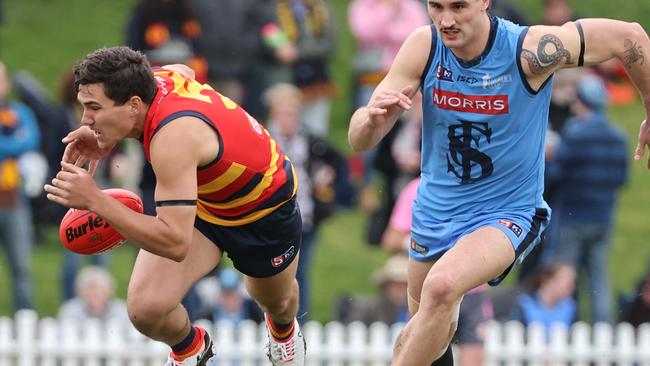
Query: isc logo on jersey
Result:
<box><xmin>246</xmin><ymin>112</ymin><xmax>263</xmax><ymax>136</ymax></box>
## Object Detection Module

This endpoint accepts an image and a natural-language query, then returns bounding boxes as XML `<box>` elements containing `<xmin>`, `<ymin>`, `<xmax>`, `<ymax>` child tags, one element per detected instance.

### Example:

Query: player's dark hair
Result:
<box><xmin>73</xmin><ymin>46</ymin><xmax>157</xmax><ymax>105</ymax></box>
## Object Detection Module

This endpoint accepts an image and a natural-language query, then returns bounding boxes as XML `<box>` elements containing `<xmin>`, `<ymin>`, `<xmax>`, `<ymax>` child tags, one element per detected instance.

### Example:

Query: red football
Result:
<box><xmin>59</xmin><ymin>188</ymin><xmax>144</xmax><ymax>255</ymax></box>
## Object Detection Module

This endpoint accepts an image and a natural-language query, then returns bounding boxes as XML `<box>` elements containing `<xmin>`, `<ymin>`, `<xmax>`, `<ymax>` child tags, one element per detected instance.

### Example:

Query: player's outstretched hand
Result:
<box><xmin>634</xmin><ymin>119</ymin><xmax>650</xmax><ymax>170</ymax></box>
<box><xmin>367</xmin><ymin>85</ymin><xmax>414</xmax><ymax>121</ymax></box>
<box><xmin>61</xmin><ymin>126</ymin><xmax>112</xmax><ymax>175</ymax></box>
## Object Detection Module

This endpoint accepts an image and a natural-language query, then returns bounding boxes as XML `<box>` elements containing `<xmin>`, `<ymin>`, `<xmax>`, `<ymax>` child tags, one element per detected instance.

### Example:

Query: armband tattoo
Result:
<box><xmin>155</xmin><ymin>200</ymin><xmax>197</xmax><ymax>207</ymax></box>
<box><xmin>574</xmin><ymin>21</ymin><xmax>585</xmax><ymax>67</ymax></box>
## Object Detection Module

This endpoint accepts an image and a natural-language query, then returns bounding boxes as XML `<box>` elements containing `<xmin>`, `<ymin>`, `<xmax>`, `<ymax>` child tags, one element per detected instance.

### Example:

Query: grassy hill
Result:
<box><xmin>0</xmin><ymin>0</ymin><xmax>649</xmax><ymax>322</ymax></box>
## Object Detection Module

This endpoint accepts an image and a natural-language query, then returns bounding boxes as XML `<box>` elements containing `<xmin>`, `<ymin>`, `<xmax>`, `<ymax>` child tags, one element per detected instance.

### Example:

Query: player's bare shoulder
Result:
<box><xmin>521</xmin><ymin>24</ymin><xmax>581</xmax><ymax>74</ymax></box>
<box><xmin>520</xmin><ymin>23</ymin><xmax>582</xmax><ymax>87</ymax></box>
<box><xmin>408</xmin><ymin>25</ymin><xmax>434</xmax><ymax>46</ymax></box>
<box><xmin>150</xmin><ymin>115</ymin><xmax>219</xmax><ymax>168</ymax></box>
<box><xmin>401</xmin><ymin>25</ymin><xmax>434</xmax><ymax>63</ymax></box>
<box><xmin>389</xmin><ymin>25</ymin><xmax>434</xmax><ymax>85</ymax></box>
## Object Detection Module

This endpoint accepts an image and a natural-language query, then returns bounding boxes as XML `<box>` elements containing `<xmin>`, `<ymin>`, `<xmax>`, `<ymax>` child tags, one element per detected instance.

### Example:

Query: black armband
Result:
<box><xmin>155</xmin><ymin>200</ymin><xmax>197</xmax><ymax>207</ymax></box>
<box><xmin>575</xmin><ymin>21</ymin><xmax>585</xmax><ymax>67</ymax></box>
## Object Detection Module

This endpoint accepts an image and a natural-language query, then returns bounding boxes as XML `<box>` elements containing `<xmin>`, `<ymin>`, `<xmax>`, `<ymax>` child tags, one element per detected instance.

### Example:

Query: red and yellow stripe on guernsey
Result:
<box><xmin>196</xmin><ymin>138</ymin><xmax>297</xmax><ymax>226</ymax></box>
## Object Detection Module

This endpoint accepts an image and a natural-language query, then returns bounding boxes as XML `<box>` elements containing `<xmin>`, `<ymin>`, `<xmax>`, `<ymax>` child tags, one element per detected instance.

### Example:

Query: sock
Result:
<box><xmin>431</xmin><ymin>346</ymin><xmax>454</xmax><ymax>366</ymax></box>
<box><xmin>171</xmin><ymin>326</ymin><xmax>205</xmax><ymax>360</ymax></box>
<box><xmin>266</xmin><ymin>314</ymin><xmax>295</xmax><ymax>340</ymax></box>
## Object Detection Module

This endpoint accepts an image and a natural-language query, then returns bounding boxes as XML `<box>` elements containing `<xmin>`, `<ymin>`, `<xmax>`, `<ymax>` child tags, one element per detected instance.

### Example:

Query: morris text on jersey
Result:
<box><xmin>433</xmin><ymin>88</ymin><xmax>509</xmax><ymax>114</ymax></box>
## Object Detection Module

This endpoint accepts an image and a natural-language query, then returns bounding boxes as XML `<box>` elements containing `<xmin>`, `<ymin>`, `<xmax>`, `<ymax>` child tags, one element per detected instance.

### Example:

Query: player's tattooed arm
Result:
<box><xmin>623</xmin><ymin>38</ymin><xmax>645</xmax><ymax>70</ymax></box>
<box><xmin>521</xmin><ymin>34</ymin><xmax>573</xmax><ymax>75</ymax></box>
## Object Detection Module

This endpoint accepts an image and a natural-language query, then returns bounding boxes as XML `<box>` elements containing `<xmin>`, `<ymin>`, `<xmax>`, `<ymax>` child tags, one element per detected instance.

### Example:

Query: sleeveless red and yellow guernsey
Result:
<box><xmin>141</xmin><ymin>69</ymin><xmax>297</xmax><ymax>226</ymax></box>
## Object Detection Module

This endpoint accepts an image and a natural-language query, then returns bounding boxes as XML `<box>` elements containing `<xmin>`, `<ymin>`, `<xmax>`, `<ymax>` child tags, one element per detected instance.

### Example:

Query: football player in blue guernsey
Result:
<box><xmin>348</xmin><ymin>1</ymin><xmax>650</xmax><ymax>365</ymax></box>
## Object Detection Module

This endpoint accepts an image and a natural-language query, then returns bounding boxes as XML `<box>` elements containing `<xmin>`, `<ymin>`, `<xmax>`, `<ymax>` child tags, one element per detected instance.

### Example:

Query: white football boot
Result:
<box><xmin>164</xmin><ymin>327</ymin><xmax>216</xmax><ymax>366</ymax></box>
<box><xmin>265</xmin><ymin>315</ymin><xmax>306</xmax><ymax>366</ymax></box>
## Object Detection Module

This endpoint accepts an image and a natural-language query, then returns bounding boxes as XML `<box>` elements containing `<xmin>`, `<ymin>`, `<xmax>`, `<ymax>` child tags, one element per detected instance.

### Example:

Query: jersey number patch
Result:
<box><xmin>169</xmin><ymin>72</ymin><xmax>237</xmax><ymax>110</ymax></box>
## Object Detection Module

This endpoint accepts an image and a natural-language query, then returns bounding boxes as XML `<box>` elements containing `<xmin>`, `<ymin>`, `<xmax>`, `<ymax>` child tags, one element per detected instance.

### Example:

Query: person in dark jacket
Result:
<box><xmin>547</xmin><ymin>73</ymin><xmax>629</xmax><ymax>324</ymax></box>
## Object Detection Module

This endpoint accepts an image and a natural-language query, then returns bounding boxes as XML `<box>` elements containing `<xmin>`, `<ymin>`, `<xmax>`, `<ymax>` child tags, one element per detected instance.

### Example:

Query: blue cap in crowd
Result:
<box><xmin>219</xmin><ymin>268</ymin><xmax>240</xmax><ymax>291</ymax></box>
<box><xmin>576</xmin><ymin>74</ymin><xmax>609</xmax><ymax>111</ymax></box>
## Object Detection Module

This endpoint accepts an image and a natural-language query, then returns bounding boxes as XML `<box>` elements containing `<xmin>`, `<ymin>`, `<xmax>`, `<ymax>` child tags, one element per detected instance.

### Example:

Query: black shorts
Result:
<box><xmin>194</xmin><ymin>198</ymin><xmax>302</xmax><ymax>278</ymax></box>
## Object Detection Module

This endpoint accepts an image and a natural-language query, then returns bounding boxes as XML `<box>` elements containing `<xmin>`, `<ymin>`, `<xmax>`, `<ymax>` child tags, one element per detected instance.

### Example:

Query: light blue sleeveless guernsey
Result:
<box><xmin>415</xmin><ymin>17</ymin><xmax>552</xmax><ymax>223</ymax></box>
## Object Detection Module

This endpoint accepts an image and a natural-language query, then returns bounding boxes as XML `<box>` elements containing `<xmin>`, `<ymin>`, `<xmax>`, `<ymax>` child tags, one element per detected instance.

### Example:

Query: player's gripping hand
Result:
<box><xmin>44</xmin><ymin>162</ymin><xmax>101</xmax><ymax>210</ymax></box>
<box><xmin>62</xmin><ymin>126</ymin><xmax>113</xmax><ymax>175</ymax></box>
<box><xmin>366</xmin><ymin>85</ymin><xmax>414</xmax><ymax>126</ymax></box>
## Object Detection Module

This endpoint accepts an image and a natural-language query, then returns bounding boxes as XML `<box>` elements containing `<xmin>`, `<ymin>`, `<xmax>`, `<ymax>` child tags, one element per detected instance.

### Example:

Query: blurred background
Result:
<box><xmin>0</xmin><ymin>0</ymin><xmax>650</xmax><ymax>332</ymax></box>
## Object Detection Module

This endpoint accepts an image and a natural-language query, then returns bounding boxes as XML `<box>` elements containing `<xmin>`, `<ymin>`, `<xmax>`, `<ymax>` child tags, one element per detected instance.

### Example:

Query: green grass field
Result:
<box><xmin>1</xmin><ymin>0</ymin><xmax>650</xmax><ymax>323</ymax></box>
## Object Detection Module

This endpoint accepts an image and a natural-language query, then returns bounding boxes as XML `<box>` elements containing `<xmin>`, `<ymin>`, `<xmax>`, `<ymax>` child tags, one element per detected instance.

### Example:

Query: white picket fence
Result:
<box><xmin>2</xmin><ymin>310</ymin><xmax>650</xmax><ymax>365</ymax></box>
<box><xmin>485</xmin><ymin>320</ymin><xmax>650</xmax><ymax>366</ymax></box>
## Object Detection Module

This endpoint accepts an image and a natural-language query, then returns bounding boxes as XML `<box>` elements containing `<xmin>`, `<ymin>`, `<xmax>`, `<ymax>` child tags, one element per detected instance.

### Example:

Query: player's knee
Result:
<box><xmin>127</xmin><ymin>296</ymin><xmax>167</xmax><ymax>331</ymax></box>
<box><xmin>259</xmin><ymin>295</ymin><xmax>293</xmax><ymax>315</ymax></box>
<box><xmin>257</xmin><ymin>281</ymin><xmax>298</xmax><ymax>315</ymax></box>
<box><xmin>420</xmin><ymin>272</ymin><xmax>462</xmax><ymax>311</ymax></box>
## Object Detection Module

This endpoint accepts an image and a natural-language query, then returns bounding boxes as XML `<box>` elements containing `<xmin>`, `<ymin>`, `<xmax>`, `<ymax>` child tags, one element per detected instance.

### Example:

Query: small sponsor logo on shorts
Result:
<box><xmin>271</xmin><ymin>245</ymin><xmax>295</xmax><ymax>267</ymax></box>
<box><xmin>499</xmin><ymin>219</ymin><xmax>522</xmax><ymax>237</ymax></box>
<box><xmin>410</xmin><ymin>241</ymin><xmax>428</xmax><ymax>255</ymax></box>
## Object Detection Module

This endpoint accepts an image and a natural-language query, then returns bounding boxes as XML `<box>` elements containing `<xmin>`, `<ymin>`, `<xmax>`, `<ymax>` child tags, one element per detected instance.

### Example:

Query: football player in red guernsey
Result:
<box><xmin>44</xmin><ymin>46</ymin><xmax>305</xmax><ymax>366</ymax></box>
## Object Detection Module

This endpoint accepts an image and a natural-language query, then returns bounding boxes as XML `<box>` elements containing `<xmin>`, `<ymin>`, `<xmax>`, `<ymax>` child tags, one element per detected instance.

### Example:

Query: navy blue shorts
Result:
<box><xmin>194</xmin><ymin>198</ymin><xmax>302</xmax><ymax>278</ymax></box>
